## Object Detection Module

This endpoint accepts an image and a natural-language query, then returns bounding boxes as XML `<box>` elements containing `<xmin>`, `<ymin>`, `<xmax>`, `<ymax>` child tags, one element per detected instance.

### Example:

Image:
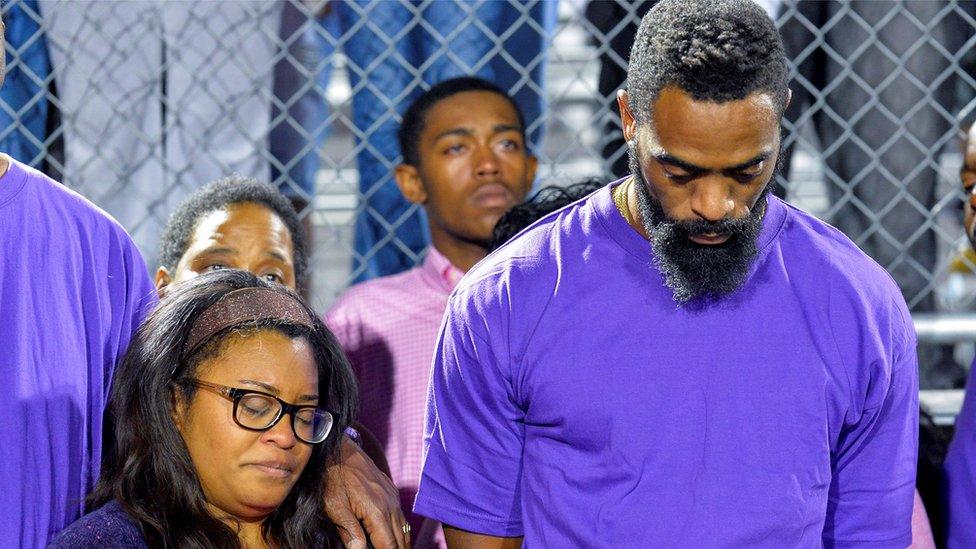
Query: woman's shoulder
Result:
<box><xmin>48</xmin><ymin>501</ymin><xmax>145</xmax><ymax>548</ymax></box>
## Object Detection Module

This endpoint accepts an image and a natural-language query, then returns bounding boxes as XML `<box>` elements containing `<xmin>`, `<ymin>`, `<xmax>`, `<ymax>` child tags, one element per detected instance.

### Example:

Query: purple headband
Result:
<box><xmin>182</xmin><ymin>287</ymin><xmax>316</xmax><ymax>359</ymax></box>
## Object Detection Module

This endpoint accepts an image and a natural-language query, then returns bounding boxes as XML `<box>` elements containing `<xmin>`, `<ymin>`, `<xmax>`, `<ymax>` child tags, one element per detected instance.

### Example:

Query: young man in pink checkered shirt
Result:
<box><xmin>326</xmin><ymin>77</ymin><xmax>537</xmax><ymax>547</ymax></box>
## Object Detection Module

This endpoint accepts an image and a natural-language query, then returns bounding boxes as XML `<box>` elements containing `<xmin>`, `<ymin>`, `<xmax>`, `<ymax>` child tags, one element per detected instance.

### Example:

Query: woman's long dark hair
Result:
<box><xmin>91</xmin><ymin>270</ymin><xmax>357</xmax><ymax>548</ymax></box>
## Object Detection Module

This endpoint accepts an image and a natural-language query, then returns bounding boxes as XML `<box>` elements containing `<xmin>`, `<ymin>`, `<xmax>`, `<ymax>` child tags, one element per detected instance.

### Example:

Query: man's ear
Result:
<box><xmin>394</xmin><ymin>164</ymin><xmax>428</xmax><ymax>205</ymax></box>
<box><xmin>617</xmin><ymin>89</ymin><xmax>638</xmax><ymax>144</ymax></box>
<box><xmin>155</xmin><ymin>267</ymin><xmax>172</xmax><ymax>295</ymax></box>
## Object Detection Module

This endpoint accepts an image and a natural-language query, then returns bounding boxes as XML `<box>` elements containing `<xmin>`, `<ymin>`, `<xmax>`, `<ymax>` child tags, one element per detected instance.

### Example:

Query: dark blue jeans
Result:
<box><xmin>273</xmin><ymin>0</ymin><xmax>556</xmax><ymax>281</ymax></box>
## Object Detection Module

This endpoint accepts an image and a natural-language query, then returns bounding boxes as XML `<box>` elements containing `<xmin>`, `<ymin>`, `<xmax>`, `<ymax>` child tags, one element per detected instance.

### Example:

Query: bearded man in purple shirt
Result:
<box><xmin>414</xmin><ymin>1</ymin><xmax>919</xmax><ymax>547</ymax></box>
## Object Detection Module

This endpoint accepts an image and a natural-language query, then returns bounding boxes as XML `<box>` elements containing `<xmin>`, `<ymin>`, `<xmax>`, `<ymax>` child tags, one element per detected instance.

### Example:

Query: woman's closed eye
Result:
<box><xmin>240</xmin><ymin>399</ymin><xmax>274</xmax><ymax>418</ymax></box>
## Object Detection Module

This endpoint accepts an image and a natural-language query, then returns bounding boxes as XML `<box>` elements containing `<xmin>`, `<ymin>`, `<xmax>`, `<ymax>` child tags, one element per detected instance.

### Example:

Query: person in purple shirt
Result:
<box><xmin>414</xmin><ymin>1</ymin><xmax>919</xmax><ymax>547</ymax></box>
<box><xmin>0</xmin><ymin>17</ymin><xmax>156</xmax><ymax>540</ymax></box>
<box><xmin>0</xmin><ymin>136</ymin><xmax>157</xmax><ymax>545</ymax></box>
<box><xmin>944</xmin><ymin>122</ymin><xmax>976</xmax><ymax>546</ymax></box>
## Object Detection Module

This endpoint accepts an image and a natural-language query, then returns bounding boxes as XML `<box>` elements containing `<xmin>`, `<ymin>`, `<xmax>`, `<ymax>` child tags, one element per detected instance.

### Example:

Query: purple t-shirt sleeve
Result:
<box><xmin>0</xmin><ymin>160</ymin><xmax>157</xmax><ymax>546</ymax></box>
<box><xmin>823</xmin><ymin>280</ymin><xmax>918</xmax><ymax>547</ymax></box>
<box><xmin>101</xmin><ymin>223</ymin><xmax>157</xmax><ymax>400</ymax></box>
<box><xmin>414</xmin><ymin>293</ymin><xmax>525</xmax><ymax>537</ymax></box>
<box><xmin>944</xmin><ymin>362</ymin><xmax>976</xmax><ymax>547</ymax></box>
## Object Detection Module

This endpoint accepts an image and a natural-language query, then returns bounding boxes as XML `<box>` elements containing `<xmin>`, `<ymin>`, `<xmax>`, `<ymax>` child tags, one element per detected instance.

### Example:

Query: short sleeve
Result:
<box><xmin>413</xmin><ymin>294</ymin><xmax>525</xmax><ymax>537</ymax></box>
<box><xmin>823</xmin><ymin>296</ymin><xmax>919</xmax><ymax>548</ymax></box>
<box><xmin>102</xmin><ymin>222</ymin><xmax>157</xmax><ymax>401</ymax></box>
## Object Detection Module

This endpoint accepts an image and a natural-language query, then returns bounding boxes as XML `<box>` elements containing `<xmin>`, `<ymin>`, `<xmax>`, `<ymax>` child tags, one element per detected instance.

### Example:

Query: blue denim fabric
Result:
<box><xmin>0</xmin><ymin>0</ymin><xmax>50</xmax><ymax>167</ymax></box>
<box><xmin>271</xmin><ymin>3</ymin><xmax>341</xmax><ymax>203</ymax></box>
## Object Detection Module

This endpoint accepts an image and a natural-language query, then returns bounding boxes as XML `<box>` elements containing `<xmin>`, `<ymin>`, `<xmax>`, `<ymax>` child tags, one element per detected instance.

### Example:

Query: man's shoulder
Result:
<box><xmin>326</xmin><ymin>267</ymin><xmax>431</xmax><ymax>332</ymax></box>
<box><xmin>778</xmin><ymin>198</ymin><xmax>901</xmax><ymax>299</ymax></box>
<box><xmin>776</xmin><ymin>199</ymin><xmax>913</xmax><ymax>351</ymax></box>
<box><xmin>331</xmin><ymin>267</ymin><xmax>424</xmax><ymax>309</ymax></box>
<box><xmin>10</xmin><ymin>159</ymin><xmax>133</xmax><ymax>243</ymax></box>
<box><xmin>49</xmin><ymin>501</ymin><xmax>145</xmax><ymax>548</ymax></box>
<box><xmin>459</xmin><ymin>188</ymin><xmax>606</xmax><ymax>299</ymax></box>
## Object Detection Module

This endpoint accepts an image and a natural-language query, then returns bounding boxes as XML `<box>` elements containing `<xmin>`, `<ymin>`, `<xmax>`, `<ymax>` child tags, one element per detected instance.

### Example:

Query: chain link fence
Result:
<box><xmin>2</xmin><ymin>0</ymin><xmax>975</xmax><ymax>384</ymax></box>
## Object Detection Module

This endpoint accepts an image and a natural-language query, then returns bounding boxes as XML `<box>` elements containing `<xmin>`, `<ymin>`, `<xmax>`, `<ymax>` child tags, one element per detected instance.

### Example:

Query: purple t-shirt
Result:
<box><xmin>944</xmin><ymin>360</ymin><xmax>976</xmax><ymax>547</ymax></box>
<box><xmin>415</xmin><ymin>183</ymin><xmax>918</xmax><ymax>547</ymax></box>
<box><xmin>0</xmin><ymin>159</ymin><xmax>157</xmax><ymax>547</ymax></box>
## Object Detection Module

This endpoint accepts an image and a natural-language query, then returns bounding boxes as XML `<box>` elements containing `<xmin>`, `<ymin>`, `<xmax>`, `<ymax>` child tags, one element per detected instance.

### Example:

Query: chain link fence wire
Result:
<box><xmin>2</xmin><ymin>0</ymin><xmax>975</xmax><ymax>384</ymax></box>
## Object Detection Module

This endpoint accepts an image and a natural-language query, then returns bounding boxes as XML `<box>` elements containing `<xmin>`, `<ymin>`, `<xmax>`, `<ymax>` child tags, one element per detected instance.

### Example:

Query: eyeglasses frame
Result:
<box><xmin>179</xmin><ymin>378</ymin><xmax>337</xmax><ymax>444</ymax></box>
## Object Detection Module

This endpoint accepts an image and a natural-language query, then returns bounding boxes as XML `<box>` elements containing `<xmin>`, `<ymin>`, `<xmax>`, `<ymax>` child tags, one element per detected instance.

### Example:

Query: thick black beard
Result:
<box><xmin>629</xmin><ymin>148</ymin><xmax>770</xmax><ymax>304</ymax></box>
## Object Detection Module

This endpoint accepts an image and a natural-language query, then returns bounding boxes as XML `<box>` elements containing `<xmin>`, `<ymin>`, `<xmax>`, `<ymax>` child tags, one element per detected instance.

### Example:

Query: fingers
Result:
<box><xmin>331</xmin><ymin>505</ymin><xmax>369</xmax><ymax>549</ymax></box>
<box><xmin>394</xmin><ymin>510</ymin><xmax>411</xmax><ymax>549</ymax></box>
<box><xmin>389</xmin><ymin>507</ymin><xmax>408</xmax><ymax>549</ymax></box>
<box><xmin>359</xmin><ymin>502</ymin><xmax>401</xmax><ymax>549</ymax></box>
<box><xmin>329</xmin><ymin>440</ymin><xmax>408</xmax><ymax>548</ymax></box>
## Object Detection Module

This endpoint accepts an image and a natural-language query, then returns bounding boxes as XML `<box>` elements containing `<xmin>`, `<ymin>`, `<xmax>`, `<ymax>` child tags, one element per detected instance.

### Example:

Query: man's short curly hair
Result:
<box><xmin>158</xmin><ymin>176</ymin><xmax>308</xmax><ymax>290</ymax></box>
<box><xmin>398</xmin><ymin>76</ymin><xmax>526</xmax><ymax>168</ymax></box>
<box><xmin>627</xmin><ymin>0</ymin><xmax>789</xmax><ymax>124</ymax></box>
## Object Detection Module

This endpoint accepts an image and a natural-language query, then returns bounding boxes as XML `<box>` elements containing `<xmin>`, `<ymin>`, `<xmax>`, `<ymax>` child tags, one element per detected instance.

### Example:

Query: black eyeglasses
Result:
<box><xmin>183</xmin><ymin>379</ymin><xmax>336</xmax><ymax>444</ymax></box>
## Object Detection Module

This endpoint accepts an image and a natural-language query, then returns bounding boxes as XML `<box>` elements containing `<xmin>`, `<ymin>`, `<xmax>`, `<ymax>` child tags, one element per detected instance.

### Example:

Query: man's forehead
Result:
<box><xmin>649</xmin><ymin>87</ymin><xmax>779</xmax><ymax>128</ymax></box>
<box><xmin>188</xmin><ymin>205</ymin><xmax>291</xmax><ymax>248</ymax></box>
<box><xmin>424</xmin><ymin>92</ymin><xmax>521</xmax><ymax>135</ymax></box>
<box><xmin>640</xmin><ymin>88</ymin><xmax>779</xmax><ymax>161</ymax></box>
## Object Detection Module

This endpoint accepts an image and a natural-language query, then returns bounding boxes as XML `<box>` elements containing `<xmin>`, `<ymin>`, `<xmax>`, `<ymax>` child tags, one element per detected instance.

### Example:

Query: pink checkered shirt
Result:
<box><xmin>326</xmin><ymin>247</ymin><xmax>463</xmax><ymax>546</ymax></box>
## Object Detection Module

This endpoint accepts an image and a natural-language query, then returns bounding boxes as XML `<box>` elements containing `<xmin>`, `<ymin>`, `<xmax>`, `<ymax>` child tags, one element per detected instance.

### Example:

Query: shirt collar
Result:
<box><xmin>422</xmin><ymin>246</ymin><xmax>466</xmax><ymax>293</ymax></box>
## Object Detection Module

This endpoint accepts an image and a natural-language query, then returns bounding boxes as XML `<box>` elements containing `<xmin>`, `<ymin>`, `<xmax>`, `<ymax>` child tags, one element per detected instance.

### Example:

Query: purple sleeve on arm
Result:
<box><xmin>823</xmin><ymin>294</ymin><xmax>918</xmax><ymax>548</ymax></box>
<box><xmin>104</xmin><ymin>227</ymin><xmax>157</xmax><ymax>391</ymax></box>
<box><xmin>945</xmin><ymin>363</ymin><xmax>976</xmax><ymax>547</ymax></box>
<box><xmin>413</xmin><ymin>295</ymin><xmax>525</xmax><ymax>537</ymax></box>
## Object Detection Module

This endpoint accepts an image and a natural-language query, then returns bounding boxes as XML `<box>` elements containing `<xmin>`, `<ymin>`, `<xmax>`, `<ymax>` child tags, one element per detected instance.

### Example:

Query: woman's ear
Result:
<box><xmin>170</xmin><ymin>385</ymin><xmax>188</xmax><ymax>432</ymax></box>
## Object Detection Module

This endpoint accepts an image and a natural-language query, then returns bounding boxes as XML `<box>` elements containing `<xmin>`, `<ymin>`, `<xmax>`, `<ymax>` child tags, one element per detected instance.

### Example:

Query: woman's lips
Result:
<box><xmin>248</xmin><ymin>461</ymin><xmax>296</xmax><ymax>479</ymax></box>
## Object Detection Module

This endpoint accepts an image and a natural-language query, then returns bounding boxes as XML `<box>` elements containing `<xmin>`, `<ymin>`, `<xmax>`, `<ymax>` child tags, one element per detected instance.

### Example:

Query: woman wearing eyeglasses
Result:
<box><xmin>50</xmin><ymin>269</ymin><xmax>357</xmax><ymax>548</ymax></box>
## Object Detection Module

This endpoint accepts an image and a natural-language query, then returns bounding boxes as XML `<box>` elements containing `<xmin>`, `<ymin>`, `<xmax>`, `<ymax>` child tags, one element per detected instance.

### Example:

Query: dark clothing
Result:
<box><xmin>584</xmin><ymin>0</ymin><xmax>655</xmax><ymax>178</ymax></box>
<box><xmin>49</xmin><ymin>500</ymin><xmax>337</xmax><ymax>548</ymax></box>
<box><xmin>779</xmin><ymin>0</ymin><xmax>970</xmax><ymax>389</ymax></box>
<box><xmin>48</xmin><ymin>501</ymin><xmax>144</xmax><ymax>548</ymax></box>
<box><xmin>780</xmin><ymin>1</ymin><xmax>960</xmax><ymax>313</ymax></box>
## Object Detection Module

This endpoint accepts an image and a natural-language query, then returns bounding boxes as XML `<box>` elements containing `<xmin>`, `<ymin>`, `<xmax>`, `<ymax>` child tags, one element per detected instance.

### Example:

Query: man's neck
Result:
<box><xmin>616</xmin><ymin>176</ymin><xmax>650</xmax><ymax>241</ymax></box>
<box><xmin>0</xmin><ymin>154</ymin><xmax>11</xmax><ymax>181</ymax></box>
<box><xmin>429</xmin><ymin>230</ymin><xmax>487</xmax><ymax>274</ymax></box>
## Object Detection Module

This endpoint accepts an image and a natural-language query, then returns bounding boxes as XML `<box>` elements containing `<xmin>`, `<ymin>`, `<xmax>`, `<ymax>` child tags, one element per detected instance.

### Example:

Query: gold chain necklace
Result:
<box><xmin>613</xmin><ymin>177</ymin><xmax>632</xmax><ymax>221</ymax></box>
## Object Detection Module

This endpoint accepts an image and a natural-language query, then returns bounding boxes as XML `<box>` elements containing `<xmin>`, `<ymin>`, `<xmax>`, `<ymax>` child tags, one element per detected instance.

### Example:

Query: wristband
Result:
<box><xmin>343</xmin><ymin>425</ymin><xmax>362</xmax><ymax>447</ymax></box>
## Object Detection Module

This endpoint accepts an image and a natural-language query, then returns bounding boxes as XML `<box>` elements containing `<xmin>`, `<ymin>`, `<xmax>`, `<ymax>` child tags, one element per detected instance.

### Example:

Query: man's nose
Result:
<box><xmin>690</xmin><ymin>180</ymin><xmax>734</xmax><ymax>223</ymax></box>
<box><xmin>474</xmin><ymin>146</ymin><xmax>501</xmax><ymax>178</ymax></box>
